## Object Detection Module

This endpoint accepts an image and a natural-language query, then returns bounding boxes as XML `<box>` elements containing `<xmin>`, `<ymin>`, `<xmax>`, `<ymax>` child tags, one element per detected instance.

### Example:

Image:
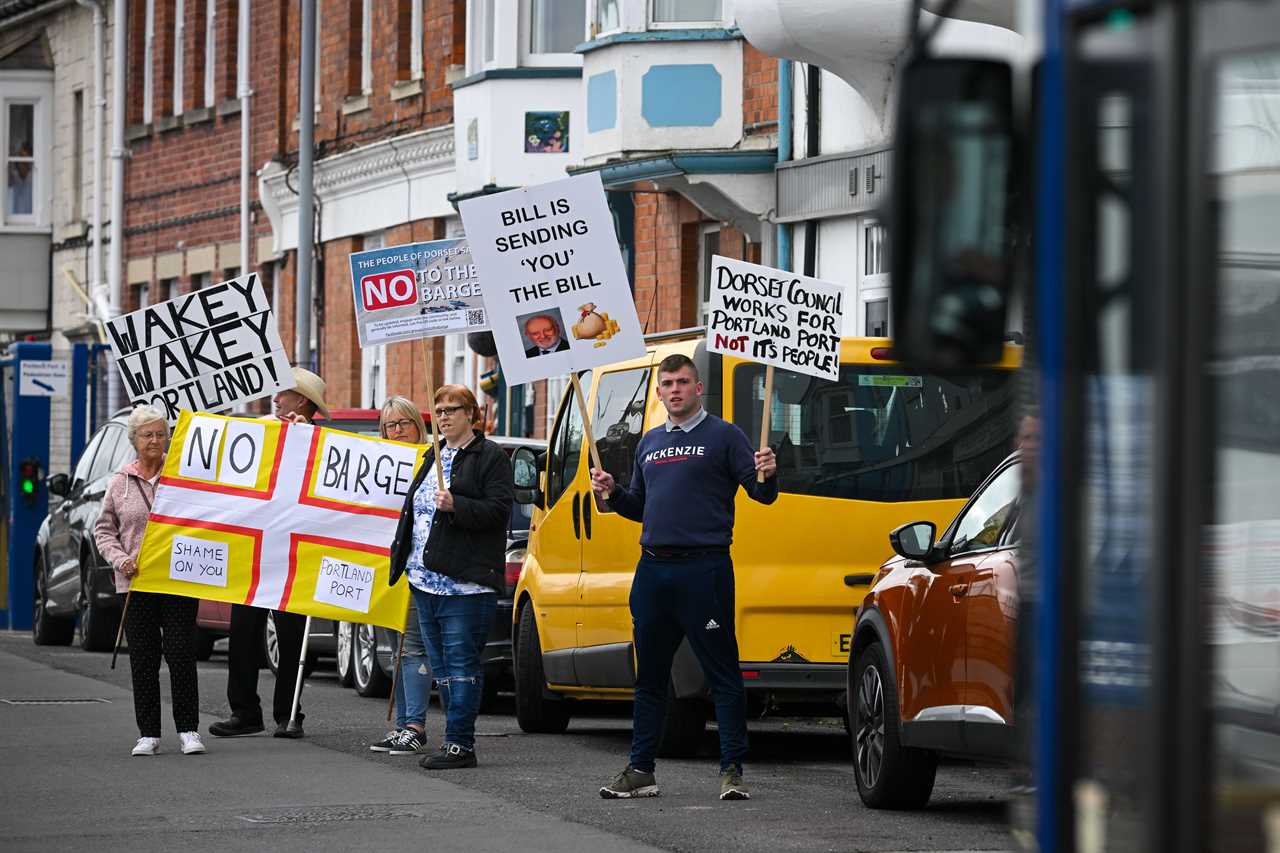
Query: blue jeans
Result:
<box><xmin>394</xmin><ymin>599</ymin><xmax>431</xmax><ymax>730</ymax></box>
<box><xmin>628</xmin><ymin>552</ymin><xmax>747</xmax><ymax>773</ymax></box>
<box><xmin>411</xmin><ymin>587</ymin><xmax>496</xmax><ymax>751</ymax></box>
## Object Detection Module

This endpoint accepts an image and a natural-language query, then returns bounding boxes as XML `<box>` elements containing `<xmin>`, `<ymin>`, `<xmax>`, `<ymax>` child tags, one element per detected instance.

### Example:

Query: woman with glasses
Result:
<box><xmin>369</xmin><ymin>397</ymin><xmax>433</xmax><ymax>757</ymax></box>
<box><xmin>94</xmin><ymin>405</ymin><xmax>206</xmax><ymax>757</ymax></box>
<box><xmin>388</xmin><ymin>385</ymin><xmax>514</xmax><ymax>769</ymax></box>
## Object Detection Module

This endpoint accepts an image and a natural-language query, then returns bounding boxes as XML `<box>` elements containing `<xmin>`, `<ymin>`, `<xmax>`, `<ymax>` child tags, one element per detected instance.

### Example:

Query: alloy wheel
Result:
<box><xmin>355</xmin><ymin>623</ymin><xmax>376</xmax><ymax>685</ymax></box>
<box><xmin>855</xmin><ymin>663</ymin><xmax>886</xmax><ymax>790</ymax></box>
<box><xmin>265</xmin><ymin>612</ymin><xmax>280</xmax><ymax>671</ymax></box>
<box><xmin>336</xmin><ymin>622</ymin><xmax>354</xmax><ymax>681</ymax></box>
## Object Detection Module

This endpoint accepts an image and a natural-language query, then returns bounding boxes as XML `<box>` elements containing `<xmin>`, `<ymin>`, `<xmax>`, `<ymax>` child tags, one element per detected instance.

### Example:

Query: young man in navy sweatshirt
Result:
<box><xmin>590</xmin><ymin>353</ymin><xmax>778</xmax><ymax>801</ymax></box>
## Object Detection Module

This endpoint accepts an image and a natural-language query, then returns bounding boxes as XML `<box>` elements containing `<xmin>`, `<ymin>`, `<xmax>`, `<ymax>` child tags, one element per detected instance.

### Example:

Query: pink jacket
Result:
<box><xmin>93</xmin><ymin>460</ymin><xmax>160</xmax><ymax>593</ymax></box>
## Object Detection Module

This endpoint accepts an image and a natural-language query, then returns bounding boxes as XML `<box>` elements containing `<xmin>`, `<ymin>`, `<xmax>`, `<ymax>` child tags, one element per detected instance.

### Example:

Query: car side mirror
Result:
<box><xmin>889</xmin><ymin>521</ymin><xmax>937</xmax><ymax>562</ymax></box>
<box><xmin>889</xmin><ymin>56</ymin><xmax>1017</xmax><ymax>370</ymax></box>
<box><xmin>47</xmin><ymin>473</ymin><xmax>70</xmax><ymax>498</ymax></box>
<box><xmin>512</xmin><ymin>447</ymin><xmax>545</xmax><ymax>509</ymax></box>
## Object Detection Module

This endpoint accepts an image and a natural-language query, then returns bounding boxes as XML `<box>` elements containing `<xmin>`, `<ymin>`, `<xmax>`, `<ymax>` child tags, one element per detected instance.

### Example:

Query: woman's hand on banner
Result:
<box><xmin>435</xmin><ymin>489</ymin><xmax>455</xmax><ymax>512</ymax></box>
<box><xmin>590</xmin><ymin>468</ymin><xmax>615</xmax><ymax>500</ymax></box>
<box><xmin>754</xmin><ymin>447</ymin><xmax>777</xmax><ymax>479</ymax></box>
<box><xmin>120</xmin><ymin>557</ymin><xmax>139</xmax><ymax>578</ymax></box>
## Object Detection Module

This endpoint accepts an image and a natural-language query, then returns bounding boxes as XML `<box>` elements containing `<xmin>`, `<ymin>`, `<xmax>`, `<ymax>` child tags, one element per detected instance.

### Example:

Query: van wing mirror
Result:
<box><xmin>512</xmin><ymin>447</ymin><xmax>546</xmax><ymax>509</ymax></box>
<box><xmin>889</xmin><ymin>521</ymin><xmax>937</xmax><ymax>562</ymax></box>
<box><xmin>889</xmin><ymin>57</ymin><xmax>1017</xmax><ymax>370</ymax></box>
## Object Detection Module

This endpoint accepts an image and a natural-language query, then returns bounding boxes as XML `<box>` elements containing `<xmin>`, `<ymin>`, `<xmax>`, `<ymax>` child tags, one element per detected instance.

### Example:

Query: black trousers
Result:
<box><xmin>227</xmin><ymin>604</ymin><xmax>306</xmax><ymax>726</ymax></box>
<box><xmin>124</xmin><ymin>592</ymin><xmax>200</xmax><ymax>737</ymax></box>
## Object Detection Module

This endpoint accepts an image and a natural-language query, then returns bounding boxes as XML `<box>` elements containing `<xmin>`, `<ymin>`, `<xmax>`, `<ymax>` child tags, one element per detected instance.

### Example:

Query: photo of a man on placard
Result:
<box><xmin>519</xmin><ymin>309</ymin><xmax>571</xmax><ymax>358</ymax></box>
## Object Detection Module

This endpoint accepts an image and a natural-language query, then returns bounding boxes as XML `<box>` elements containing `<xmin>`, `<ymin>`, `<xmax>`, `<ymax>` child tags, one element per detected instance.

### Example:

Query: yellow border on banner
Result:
<box><xmin>164</xmin><ymin>410</ymin><xmax>282</xmax><ymax>494</ymax></box>
<box><xmin>301</xmin><ymin>429</ymin><xmax>427</xmax><ymax>511</ymax></box>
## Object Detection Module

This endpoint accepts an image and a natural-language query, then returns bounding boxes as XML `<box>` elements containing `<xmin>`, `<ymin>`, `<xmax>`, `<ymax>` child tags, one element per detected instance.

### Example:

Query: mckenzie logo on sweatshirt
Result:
<box><xmin>643</xmin><ymin>445</ymin><xmax>707</xmax><ymax>465</ymax></box>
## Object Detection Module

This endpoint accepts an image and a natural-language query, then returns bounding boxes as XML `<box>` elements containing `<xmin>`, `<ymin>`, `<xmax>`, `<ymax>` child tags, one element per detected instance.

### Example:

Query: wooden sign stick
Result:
<box><xmin>757</xmin><ymin>365</ymin><xmax>774</xmax><ymax>484</ymax></box>
<box><xmin>424</xmin><ymin>344</ymin><xmax>445</xmax><ymax>485</ymax></box>
<box><xmin>570</xmin><ymin>372</ymin><xmax>603</xmax><ymax>472</ymax></box>
<box><xmin>110</xmin><ymin>590</ymin><xmax>132</xmax><ymax>670</ymax></box>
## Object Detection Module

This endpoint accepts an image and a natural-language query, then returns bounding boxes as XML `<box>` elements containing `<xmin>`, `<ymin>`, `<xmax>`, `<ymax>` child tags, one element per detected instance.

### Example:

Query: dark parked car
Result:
<box><xmin>335</xmin><ymin>435</ymin><xmax>545</xmax><ymax>705</ymax></box>
<box><xmin>34</xmin><ymin>410</ymin><xmax>135</xmax><ymax>650</ymax></box>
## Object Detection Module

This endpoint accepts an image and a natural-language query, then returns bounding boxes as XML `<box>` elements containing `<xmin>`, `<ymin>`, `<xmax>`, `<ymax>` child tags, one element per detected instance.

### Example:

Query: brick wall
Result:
<box><xmin>631</xmin><ymin>188</ymin><xmax>706</xmax><ymax>333</ymax></box>
<box><xmin>742</xmin><ymin>42</ymin><xmax>778</xmax><ymax>138</ymax></box>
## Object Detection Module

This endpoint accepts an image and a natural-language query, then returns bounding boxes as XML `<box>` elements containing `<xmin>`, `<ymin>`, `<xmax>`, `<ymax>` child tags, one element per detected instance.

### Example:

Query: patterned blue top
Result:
<box><xmin>405</xmin><ymin>444</ymin><xmax>492</xmax><ymax>596</ymax></box>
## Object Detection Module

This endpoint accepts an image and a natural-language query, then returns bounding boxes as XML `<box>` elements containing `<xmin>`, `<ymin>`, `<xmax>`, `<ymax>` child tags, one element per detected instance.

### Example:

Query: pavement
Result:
<box><xmin>0</xmin><ymin>631</ymin><xmax>1021</xmax><ymax>852</ymax></box>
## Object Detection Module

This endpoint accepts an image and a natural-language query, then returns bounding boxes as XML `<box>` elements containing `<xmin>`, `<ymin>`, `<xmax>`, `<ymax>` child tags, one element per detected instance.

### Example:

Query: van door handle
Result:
<box><xmin>949</xmin><ymin>583</ymin><xmax>970</xmax><ymax>597</ymax></box>
<box><xmin>581</xmin><ymin>492</ymin><xmax>592</xmax><ymax>540</ymax></box>
<box><xmin>572</xmin><ymin>493</ymin><xmax>581</xmax><ymax>539</ymax></box>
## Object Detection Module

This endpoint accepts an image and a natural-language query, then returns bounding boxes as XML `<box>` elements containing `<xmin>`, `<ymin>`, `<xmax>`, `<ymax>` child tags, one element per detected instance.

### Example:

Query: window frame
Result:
<box><xmin>647</xmin><ymin>0</ymin><xmax>723</xmax><ymax>29</ymax></box>
<box><xmin>410</xmin><ymin>0</ymin><xmax>424</xmax><ymax>80</ymax></box>
<box><xmin>943</xmin><ymin>461</ymin><xmax>1022</xmax><ymax>558</ymax></box>
<box><xmin>1</xmin><ymin>77</ymin><xmax>52</xmax><ymax>230</ymax></box>
<box><xmin>544</xmin><ymin>380</ymin><xmax>585</xmax><ymax>509</ymax></box>
<box><xmin>203</xmin><ymin>0</ymin><xmax>217</xmax><ymax>107</ymax></box>
<box><xmin>590</xmin><ymin>365</ymin><xmax>652</xmax><ymax>513</ymax></box>
<box><xmin>522</xmin><ymin>0</ymin><xmax>587</xmax><ymax>67</ymax></box>
<box><xmin>173</xmin><ymin>0</ymin><xmax>185</xmax><ymax>116</ymax></box>
<box><xmin>858</xmin><ymin>216</ymin><xmax>890</xmax><ymax>338</ymax></box>
<box><xmin>591</xmin><ymin>0</ymin><xmax>623</xmax><ymax>38</ymax></box>
<box><xmin>696</xmin><ymin>223</ymin><xmax>721</xmax><ymax>327</ymax></box>
<box><xmin>361</xmin><ymin>0</ymin><xmax>373</xmax><ymax>95</ymax></box>
<box><xmin>143</xmin><ymin>0</ymin><xmax>155</xmax><ymax>123</ymax></box>
<box><xmin>359</xmin><ymin>232</ymin><xmax>387</xmax><ymax>407</ymax></box>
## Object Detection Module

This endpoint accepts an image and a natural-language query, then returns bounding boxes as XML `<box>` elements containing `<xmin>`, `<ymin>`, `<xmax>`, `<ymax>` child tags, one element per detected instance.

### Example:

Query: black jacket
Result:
<box><xmin>388</xmin><ymin>431</ymin><xmax>514</xmax><ymax>594</ymax></box>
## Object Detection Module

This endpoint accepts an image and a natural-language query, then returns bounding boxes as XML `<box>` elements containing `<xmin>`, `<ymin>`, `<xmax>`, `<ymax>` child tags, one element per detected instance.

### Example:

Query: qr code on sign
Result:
<box><xmin>466</xmin><ymin>309</ymin><xmax>485</xmax><ymax>326</ymax></box>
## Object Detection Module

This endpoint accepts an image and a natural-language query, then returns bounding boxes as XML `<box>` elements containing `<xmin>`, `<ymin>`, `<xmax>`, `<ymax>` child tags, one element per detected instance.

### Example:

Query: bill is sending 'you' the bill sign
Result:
<box><xmin>458</xmin><ymin>172</ymin><xmax>645</xmax><ymax>387</ymax></box>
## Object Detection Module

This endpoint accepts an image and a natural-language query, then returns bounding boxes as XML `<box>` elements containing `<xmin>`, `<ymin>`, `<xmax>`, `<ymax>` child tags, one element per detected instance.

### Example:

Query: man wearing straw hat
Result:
<box><xmin>210</xmin><ymin>367</ymin><xmax>330</xmax><ymax>740</ymax></box>
<box><xmin>590</xmin><ymin>353</ymin><xmax>777</xmax><ymax>801</ymax></box>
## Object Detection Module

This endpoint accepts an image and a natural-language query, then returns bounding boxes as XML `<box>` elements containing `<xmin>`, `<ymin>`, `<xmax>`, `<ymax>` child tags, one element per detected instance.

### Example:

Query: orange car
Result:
<box><xmin>848</xmin><ymin>453</ymin><xmax>1022</xmax><ymax>809</ymax></box>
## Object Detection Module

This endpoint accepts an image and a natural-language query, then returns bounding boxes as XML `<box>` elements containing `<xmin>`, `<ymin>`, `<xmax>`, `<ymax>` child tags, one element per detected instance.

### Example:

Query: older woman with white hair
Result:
<box><xmin>95</xmin><ymin>404</ymin><xmax>205</xmax><ymax>757</ymax></box>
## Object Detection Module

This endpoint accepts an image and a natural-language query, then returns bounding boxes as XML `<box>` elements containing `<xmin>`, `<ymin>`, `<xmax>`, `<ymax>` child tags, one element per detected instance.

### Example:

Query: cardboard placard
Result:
<box><xmin>458</xmin><ymin>172</ymin><xmax>645</xmax><ymax>386</ymax></box>
<box><xmin>105</xmin><ymin>273</ymin><xmax>294</xmax><ymax>424</ymax></box>
<box><xmin>706</xmin><ymin>256</ymin><xmax>844</xmax><ymax>382</ymax></box>
<box><xmin>347</xmin><ymin>237</ymin><xmax>489</xmax><ymax>347</ymax></box>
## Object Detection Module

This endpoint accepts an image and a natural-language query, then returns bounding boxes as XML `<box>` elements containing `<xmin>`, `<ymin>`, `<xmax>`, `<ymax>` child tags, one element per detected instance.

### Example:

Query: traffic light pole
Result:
<box><xmin>3</xmin><ymin>341</ymin><xmax>53</xmax><ymax>631</ymax></box>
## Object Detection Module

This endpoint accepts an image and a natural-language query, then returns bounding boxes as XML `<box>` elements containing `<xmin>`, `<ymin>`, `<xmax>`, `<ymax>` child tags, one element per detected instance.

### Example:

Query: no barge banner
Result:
<box><xmin>132</xmin><ymin>411</ymin><xmax>415</xmax><ymax>629</ymax></box>
<box><xmin>105</xmin><ymin>273</ymin><xmax>294</xmax><ymax>425</ymax></box>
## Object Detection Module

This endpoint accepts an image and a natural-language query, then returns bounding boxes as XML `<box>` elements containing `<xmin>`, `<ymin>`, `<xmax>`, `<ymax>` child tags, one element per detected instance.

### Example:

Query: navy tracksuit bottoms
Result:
<box><xmin>628</xmin><ymin>551</ymin><xmax>747</xmax><ymax>773</ymax></box>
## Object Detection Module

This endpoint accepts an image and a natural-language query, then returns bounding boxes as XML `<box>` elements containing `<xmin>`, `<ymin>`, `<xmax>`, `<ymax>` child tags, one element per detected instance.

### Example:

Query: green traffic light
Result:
<box><xmin>22</xmin><ymin>479</ymin><xmax>35</xmax><ymax>495</ymax></box>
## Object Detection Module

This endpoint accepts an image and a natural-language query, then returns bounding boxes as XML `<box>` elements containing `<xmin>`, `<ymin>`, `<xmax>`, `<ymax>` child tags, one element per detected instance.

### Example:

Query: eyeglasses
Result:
<box><xmin>434</xmin><ymin>404</ymin><xmax>466</xmax><ymax>419</ymax></box>
<box><xmin>383</xmin><ymin>419</ymin><xmax>416</xmax><ymax>433</ymax></box>
<box><xmin>135</xmin><ymin>431</ymin><xmax>167</xmax><ymax>442</ymax></box>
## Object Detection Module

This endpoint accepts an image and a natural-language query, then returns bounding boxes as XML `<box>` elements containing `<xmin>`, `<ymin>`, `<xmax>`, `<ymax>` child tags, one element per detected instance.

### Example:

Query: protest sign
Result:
<box><xmin>347</xmin><ymin>237</ymin><xmax>489</xmax><ymax>348</ymax></box>
<box><xmin>105</xmin><ymin>273</ymin><xmax>293</xmax><ymax>424</ymax></box>
<box><xmin>457</xmin><ymin>172</ymin><xmax>645</xmax><ymax>388</ymax></box>
<box><xmin>131</xmin><ymin>411</ymin><xmax>416</xmax><ymax>630</ymax></box>
<box><xmin>706</xmin><ymin>256</ymin><xmax>844</xmax><ymax>382</ymax></box>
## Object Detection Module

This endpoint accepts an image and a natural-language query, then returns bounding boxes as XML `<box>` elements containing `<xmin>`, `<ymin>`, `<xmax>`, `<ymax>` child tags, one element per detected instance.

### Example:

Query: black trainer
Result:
<box><xmin>208</xmin><ymin>716</ymin><xmax>265</xmax><ymax>738</ymax></box>
<box><xmin>369</xmin><ymin>730</ymin><xmax>405</xmax><ymax>752</ymax></box>
<box><xmin>389</xmin><ymin>728</ymin><xmax>425</xmax><ymax>756</ymax></box>
<box><xmin>419</xmin><ymin>742</ymin><xmax>476</xmax><ymax>769</ymax></box>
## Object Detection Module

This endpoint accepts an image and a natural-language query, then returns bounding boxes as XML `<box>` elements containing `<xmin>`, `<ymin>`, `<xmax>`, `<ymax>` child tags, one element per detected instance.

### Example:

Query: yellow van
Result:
<box><xmin>508</xmin><ymin>331</ymin><xmax>1019</xmax><ymax>754</ymax></box>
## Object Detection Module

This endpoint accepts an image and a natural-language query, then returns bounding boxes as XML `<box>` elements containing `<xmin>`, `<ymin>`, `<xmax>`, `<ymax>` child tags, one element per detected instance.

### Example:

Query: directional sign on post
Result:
<box><xmin>18</xmin><ymin>360</ymin><xmax>69</xmax><ymax>397</ymax></box>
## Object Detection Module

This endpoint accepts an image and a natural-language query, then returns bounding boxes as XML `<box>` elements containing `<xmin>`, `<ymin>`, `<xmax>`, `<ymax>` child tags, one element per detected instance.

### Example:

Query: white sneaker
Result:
<box><xmin>179</xmin><ymin>731</ymin><xmax>207</xmax><ymax>755</ymax></box>
<box><xmin>132</xmin><ymin>736</ymin><xmax>160</xmax><ymax>756</ymax></box>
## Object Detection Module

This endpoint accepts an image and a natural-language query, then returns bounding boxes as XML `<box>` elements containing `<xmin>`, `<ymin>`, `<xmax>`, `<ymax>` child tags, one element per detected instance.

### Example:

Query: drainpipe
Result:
<box><xmin>75</xmin><ymin>0</ymin><xmax>104</xmax><ymax>308</ymax></box>
<box><xmin>802</xmin><ymin>63</ymin><xmax>820</xmax><ymax>278</ymax></box>
<box><xmin>238</xmin><ymin>0</ymin><xmax>251</xmax><ymax>276</ymax></box>
<box><xmin>776</xmin><ymin>59</ymin><xmax>793</xmax><ymax>273</ymax></box>
<box><xmin>295</xmin><ymin>0</ymin><xmax>316</xmax><ymax>368</ymax></box>
<box><xmin>108</xmin><ymin>0</ymin><xmax>126</xmax><ymax>410</ymax></box>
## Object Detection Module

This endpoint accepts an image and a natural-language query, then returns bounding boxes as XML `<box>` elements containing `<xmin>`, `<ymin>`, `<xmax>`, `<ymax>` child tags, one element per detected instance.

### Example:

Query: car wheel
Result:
<box><xmin>336</xmin><ymin>622</ymin><xmax>355</xmax><ymax>688</ymax></box>
<box><xmin>851</xmin><ymin>642</ymin><xmax>937</xmax><ymax>809</ymax></box>
<box><xmin>353</xmin><ymin>622</ymin><xmax>391</xmax><ymax>698</ymax></box>
<box><xmin>77</xmin><ymin>570</ymin><xmax>118</xmax><ymax>652</ymax></box>
<box><xmin>657</xmin><ymin>685</ymin><xmax>707</xmax><ymax>759</ymax></box>
<box><xmin>514</xmin><ymin>603</ymin><xmax>570</xmax><ymax>734</ymax></box>
<box><xmin>263</xmin><ymin>612</ymin><xmax>280</xmax><ymax>675</ymax></box>
<box><xmin>193</xmin><ymin>628</ymin><xmax>216</xmax><ymax>661</ymax></box>
<box><xmin>32</xmin><ymin>553</ymin><xmax>73</xmax><ymax>646</ymax></box>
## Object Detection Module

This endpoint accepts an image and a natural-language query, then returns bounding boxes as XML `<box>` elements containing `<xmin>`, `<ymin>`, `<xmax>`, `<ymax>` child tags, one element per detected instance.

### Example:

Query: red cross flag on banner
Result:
<box><xmin>132</xmin><ymin>411</ymin><xmax>416</xmax><ymax>629</ymax></box>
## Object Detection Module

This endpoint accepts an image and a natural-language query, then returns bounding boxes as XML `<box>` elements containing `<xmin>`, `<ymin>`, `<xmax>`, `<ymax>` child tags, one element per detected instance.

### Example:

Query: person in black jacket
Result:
<box><xmin>388</xmin><ymin>384</ymin><xmax>513</xmax><ymax>769</ymax></box>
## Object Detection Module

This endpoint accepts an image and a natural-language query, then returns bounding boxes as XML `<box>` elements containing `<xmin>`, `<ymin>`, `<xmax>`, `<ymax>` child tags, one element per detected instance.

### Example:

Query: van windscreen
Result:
<box><xmin>732</xmin><ymin>363</ymin><xmax>1015</xmax><ymax>502</ymax></box>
